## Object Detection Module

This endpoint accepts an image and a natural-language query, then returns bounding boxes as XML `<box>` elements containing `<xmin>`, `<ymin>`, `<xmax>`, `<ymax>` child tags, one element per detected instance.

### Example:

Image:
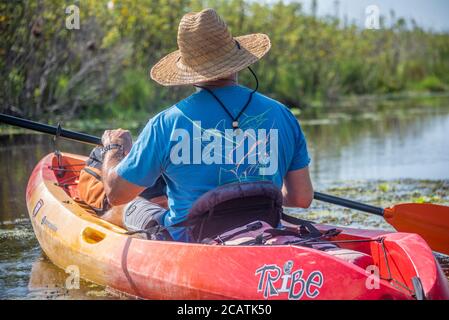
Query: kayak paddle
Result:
<box><xmin>2</xmin><ymin>113</ymin><xmax>449</xmax><ymax>255</ymax></box>
<box><xmin>0</xmin><ymin>113</ymin><xmax>101</xmax><ymax>145</ymax></box>
<box><xmin>314</xmin><ymin>192</ymin><xmax>449</xmax><ymax>256</ymax></box>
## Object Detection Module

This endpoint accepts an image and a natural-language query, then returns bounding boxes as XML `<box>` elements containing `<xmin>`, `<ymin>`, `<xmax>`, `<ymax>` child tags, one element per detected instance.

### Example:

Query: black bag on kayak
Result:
<box><xmin>78</xmin><ymin>147</ymin><xmax>110</xmax><ymax>215</ymax></box>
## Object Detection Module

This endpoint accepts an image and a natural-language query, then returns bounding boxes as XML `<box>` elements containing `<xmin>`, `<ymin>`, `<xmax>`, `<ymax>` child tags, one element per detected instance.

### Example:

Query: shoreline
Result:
<box><xmin>1</xmin><ymin>91</ymin><xmax>449</xmax><ymax>135</ymax></box>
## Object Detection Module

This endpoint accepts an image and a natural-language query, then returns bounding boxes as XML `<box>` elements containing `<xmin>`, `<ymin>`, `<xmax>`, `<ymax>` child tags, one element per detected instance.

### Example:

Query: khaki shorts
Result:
<box><xmin>123</xmin><ymin>197</ymin><xmax>170</xmax><ymax>240</ymax></box>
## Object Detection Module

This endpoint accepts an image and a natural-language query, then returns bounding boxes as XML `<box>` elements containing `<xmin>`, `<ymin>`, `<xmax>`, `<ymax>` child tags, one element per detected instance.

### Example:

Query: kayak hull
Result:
<box><xmin>26</xmin><ymin>153</ymin><xmax>449</xmax><ymax>300</ymax></box>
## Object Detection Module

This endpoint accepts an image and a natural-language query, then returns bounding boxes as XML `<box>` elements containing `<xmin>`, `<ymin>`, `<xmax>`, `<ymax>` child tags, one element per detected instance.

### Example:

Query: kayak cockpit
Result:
<box><xmin>49</xmin><ymin>153</ymin><xmax>85</xmax><ymax>202</ymax></box>
<box><xmin>46</xmin><ymin>152</ymin><xmax>382</xmax><ymax>254</ymax></box>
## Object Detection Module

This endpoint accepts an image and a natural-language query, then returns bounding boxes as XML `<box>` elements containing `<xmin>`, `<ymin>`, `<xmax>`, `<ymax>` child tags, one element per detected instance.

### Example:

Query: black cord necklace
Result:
<box><xmin>194</xmin><ymin>66</ymin><xmax>259</xmax><ymax>130</ymax></box>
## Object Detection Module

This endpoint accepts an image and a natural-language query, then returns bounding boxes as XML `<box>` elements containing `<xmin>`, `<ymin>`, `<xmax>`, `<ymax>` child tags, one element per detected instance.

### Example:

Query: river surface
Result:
<box><xmin>1</xmin><ymin>104</ymin><xmax>448</xmax><ymax>299</ymax></box>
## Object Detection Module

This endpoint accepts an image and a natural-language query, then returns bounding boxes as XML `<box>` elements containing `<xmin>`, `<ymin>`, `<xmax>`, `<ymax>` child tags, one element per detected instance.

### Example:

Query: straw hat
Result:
<box><xmin>150</xmin><ymin>8</ymin><xmax>271</xmax><ymax>86</ymax></box>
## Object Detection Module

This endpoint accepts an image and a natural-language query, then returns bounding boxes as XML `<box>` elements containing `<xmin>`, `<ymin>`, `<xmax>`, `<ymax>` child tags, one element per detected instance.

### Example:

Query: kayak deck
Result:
<box><xmin>25</xmin><ymin>153</ymin><xmax>449</xmax><ymax>300</ymax></box>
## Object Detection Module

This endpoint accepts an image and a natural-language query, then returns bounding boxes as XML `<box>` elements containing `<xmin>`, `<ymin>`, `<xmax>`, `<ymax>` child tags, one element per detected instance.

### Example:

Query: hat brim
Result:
<box><xmin>150</xmin><ymin>33</ymin><xmax>271</xmax><ymax>86</ymax></box>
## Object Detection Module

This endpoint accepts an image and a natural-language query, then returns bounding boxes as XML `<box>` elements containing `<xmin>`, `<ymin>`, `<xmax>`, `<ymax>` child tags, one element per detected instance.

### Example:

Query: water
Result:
<box><xmin>305</xmin><ymin>106</ymin><xmax>449</xmax><ymax>185</ymax></box>
<box><xmin>1</xmin><ymin>105</ymin><xmax>448</xmax><ymax>299</ymax></box>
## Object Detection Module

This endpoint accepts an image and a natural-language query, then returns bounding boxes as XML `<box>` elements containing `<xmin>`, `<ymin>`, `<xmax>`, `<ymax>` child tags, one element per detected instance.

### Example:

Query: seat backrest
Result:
<box><xmin>187</xmin><ymin>181</ymin><xmax>283</xmax><ymax>242</ymax></box>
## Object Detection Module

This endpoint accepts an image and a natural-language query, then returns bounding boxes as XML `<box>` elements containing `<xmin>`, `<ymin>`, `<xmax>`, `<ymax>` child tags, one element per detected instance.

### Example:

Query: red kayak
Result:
<box><xmin>26</xmin><ymin>153</ymin><xmax>449</xmax><ymax>299</ymax></box>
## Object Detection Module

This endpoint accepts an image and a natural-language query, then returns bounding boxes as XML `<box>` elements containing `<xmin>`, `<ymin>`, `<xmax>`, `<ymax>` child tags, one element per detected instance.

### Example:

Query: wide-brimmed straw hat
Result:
<box><xmin>150</xmin><ymin>8</ymin><xmax>271</xmax><ymax>86</ymax></box>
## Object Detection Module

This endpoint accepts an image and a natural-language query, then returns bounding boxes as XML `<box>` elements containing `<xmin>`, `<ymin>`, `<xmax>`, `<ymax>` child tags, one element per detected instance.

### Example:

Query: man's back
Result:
<box><xmin>117</xmin><ymin>85</ymin><xmax>310</xmax><ymax>241</ymax></box>
<box><xmin>101</xmin><ymin>9</ymin><xmax>313</xmax><ymax>242</ymax></box>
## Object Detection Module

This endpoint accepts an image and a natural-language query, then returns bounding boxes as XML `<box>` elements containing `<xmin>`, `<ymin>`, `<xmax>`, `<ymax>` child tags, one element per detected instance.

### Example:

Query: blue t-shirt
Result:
<box><xmin>116</xmin><ymin>85</ymin><xmax>310</xmax><ymax>241</ymax></box>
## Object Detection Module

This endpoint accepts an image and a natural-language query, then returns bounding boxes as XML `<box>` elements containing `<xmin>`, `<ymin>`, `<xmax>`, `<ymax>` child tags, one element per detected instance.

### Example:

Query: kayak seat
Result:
<box><xmin>186</xmin><ymin>181</ymin><xmax>283</xmax><ymax>243</ymax></box>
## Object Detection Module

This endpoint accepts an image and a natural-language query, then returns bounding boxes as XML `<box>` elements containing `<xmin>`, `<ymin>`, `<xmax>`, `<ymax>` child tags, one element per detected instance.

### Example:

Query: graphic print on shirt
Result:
<box><xmin>169</xmin><ymin>109</ymin><xmax>279</xmax><ymax>184</ymax></box>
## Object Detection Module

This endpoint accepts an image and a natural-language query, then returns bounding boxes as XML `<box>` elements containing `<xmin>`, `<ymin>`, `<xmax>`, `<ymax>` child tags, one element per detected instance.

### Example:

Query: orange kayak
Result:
<box><xmin>26</xmin><ymin>153</ymin><xmax>449</xmax><ymax>300</ymax></box>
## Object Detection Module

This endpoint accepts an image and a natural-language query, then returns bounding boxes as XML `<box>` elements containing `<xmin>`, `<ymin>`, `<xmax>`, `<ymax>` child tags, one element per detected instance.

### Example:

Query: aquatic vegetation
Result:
<box><xmin>412</xmin><ymin>195</ymin><xmax>442</xmax><ymax>204</ymax></box>
<box><xmin>378</xmin><ymin>183</ymin><xmax>390</xmax><ymax>193</ymax></box>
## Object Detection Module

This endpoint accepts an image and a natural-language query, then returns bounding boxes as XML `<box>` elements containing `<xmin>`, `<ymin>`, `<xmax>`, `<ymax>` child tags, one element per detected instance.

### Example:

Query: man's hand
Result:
<box><xmin>101</xmin><ymin>128</ymin><xmax>145</xmax><ymax>206</ymax></box>
<box><xmin>102</xmin><ymin>129</ymin><xmax>132</xmax><ymax>155</ymax></box>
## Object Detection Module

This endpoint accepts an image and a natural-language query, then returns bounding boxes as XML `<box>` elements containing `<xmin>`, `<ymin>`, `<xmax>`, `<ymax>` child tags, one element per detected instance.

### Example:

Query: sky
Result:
<box><xmin>280</xmin><ymin>0</ymin><xmax>449</xmax><ymax>32</ymax></box>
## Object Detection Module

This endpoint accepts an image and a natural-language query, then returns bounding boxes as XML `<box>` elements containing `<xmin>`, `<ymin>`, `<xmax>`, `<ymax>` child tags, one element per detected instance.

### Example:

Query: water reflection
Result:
<box><xmin>27</xmin><ymin>256</ymin><xmax>124</xmax><ymax>300</ymax></box>
<box><xmin>304</xmin><ymin>107</ymin><xmax>449</xmax><ymax>185</ymax></box>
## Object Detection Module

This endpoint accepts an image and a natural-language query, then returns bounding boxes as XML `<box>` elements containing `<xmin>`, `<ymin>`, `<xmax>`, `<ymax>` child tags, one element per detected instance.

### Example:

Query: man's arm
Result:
<box><xmin>102</xmin><ymin>129</ymin><xmax>145</xmax><ymax>206</ymax></box>
<box><xmin>282</xmin><ymin>167</ymin><xmax>314</xmax><ymax>208</ymax></box>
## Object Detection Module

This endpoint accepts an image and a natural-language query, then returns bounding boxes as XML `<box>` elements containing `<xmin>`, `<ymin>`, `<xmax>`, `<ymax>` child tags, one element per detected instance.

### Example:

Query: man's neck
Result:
<box><xmin>195</xmin><ymin>76</ymin><xmax>238</xmax><ymax>90</ymax></box>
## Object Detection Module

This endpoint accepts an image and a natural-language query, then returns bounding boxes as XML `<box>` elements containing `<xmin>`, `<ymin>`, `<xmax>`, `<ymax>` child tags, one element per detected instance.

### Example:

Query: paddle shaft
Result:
<box><xmin>0</xmin><ymin>113</ymin><xmax>101</xmax><ymax>146</ymax></box>
<box><xmin>314</xmin><ymin>192</ymin><xmax>385</xmax><ymax>216</ymax></box>
<box><xmin>1</xmin><ymin>113</ymin><xmax>386</xmax><ymax>217</ymax></box>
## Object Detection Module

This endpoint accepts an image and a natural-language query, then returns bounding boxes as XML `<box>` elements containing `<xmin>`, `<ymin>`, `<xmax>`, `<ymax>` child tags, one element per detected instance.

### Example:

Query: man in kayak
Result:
<box><xmin>100</xmin><ymin>8</ymin><xmax>313</xmax><ymax>241</ymax></box>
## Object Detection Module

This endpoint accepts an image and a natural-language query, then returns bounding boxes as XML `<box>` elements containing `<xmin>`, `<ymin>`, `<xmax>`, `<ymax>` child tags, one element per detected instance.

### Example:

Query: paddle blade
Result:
<box><xmin>384</xmin><ymin>204</ymin><xmax>449</xmax><ymax>256</ymax></box>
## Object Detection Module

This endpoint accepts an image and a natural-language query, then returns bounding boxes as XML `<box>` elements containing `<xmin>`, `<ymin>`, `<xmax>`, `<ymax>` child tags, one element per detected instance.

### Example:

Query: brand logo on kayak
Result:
<box><xmin>41</xmin><ymin>216</ymin><xmax>58</xmax><ymax>232</ymax></box>
<box><xmin>32</xmin><ymin>199</ymin><xmax>44</xmax><ymax>217</ymax></box>
<box><xmin>255</xmin><ymin>261</ymin><xmax>323</xmax><ymax>300</ymax></box>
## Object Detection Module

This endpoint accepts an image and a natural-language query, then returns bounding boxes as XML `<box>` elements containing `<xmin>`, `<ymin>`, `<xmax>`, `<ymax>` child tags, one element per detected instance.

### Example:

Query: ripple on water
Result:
<box><xmin>0</xmin><ymin>220</ymin><xmax>40</xmax><ymax>299</ymax></box>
